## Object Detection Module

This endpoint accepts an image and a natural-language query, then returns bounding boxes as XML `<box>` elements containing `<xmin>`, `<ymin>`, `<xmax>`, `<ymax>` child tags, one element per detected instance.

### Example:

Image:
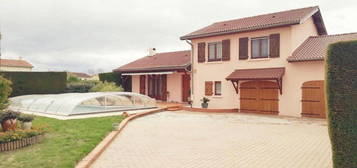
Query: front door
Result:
<box><xmin>182</xmin><ymin>74</ymin><xmax>190</xmax><ymax>102</ymax></box>
<box><xmin>240</xmin><ymin>81</ymin><xmax>279</xmax><ymax>114</ymax></box>
<box><xmin>148</xmin><ymin>75</ymin><xmax>167</xmax><ymax>101</ymax></box>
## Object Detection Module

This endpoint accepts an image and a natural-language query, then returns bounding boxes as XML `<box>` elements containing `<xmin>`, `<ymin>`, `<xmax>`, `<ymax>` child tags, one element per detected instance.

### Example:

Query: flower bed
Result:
<box><xmin>0</xmin><ymin>129</ymin><xmax>45</xmax><ymax>152</ymax></box>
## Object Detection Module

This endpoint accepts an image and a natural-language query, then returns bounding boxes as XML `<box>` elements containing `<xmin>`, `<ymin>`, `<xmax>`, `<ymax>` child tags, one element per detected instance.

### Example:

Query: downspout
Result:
<box><xmin>185</xmin><ymin>40</ymin><xmax>194</xmax><ymax>105</ymax></box>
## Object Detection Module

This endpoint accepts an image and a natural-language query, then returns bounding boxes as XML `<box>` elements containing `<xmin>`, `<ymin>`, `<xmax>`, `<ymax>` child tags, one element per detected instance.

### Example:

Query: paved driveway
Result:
<box><xmin>92</xmin><ymin>111</ymin><xmax>332</xmax><ymax>168</ymax></box>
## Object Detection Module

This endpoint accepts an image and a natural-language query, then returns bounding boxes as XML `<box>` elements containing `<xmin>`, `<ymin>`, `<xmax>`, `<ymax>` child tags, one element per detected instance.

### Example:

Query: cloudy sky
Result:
<box><xmin>0</xmin><ymin>0</ymin><xmax>356</xmax><ymax>74</ymax></box>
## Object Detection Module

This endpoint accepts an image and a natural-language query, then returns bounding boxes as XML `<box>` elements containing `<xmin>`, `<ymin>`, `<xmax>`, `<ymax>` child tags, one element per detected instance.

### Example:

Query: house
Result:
<box><xmin>114</xmin><ymin>49</ymin><xmax>191</xmax><ymax>103</ymax></box>
<box><xmin>68</xmin><ymin>72</ymin><xmax>92</xmax><ymax>80</ymax></box>
<box><xmin>180</xmin><ymin>6</ymin><xmax>357</xmax><ymax>118</ymax></box>
<box><xmin>0</xmin><ymin>58</ymin><xmax>33</xmax><ymax>71</ymax></box>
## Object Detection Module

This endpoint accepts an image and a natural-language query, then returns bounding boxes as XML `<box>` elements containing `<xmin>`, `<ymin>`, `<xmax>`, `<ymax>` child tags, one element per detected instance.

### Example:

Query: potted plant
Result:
<box><xmin>18</xmin><ymin>114</ymin><xmax>34</xmax><ymax>130</ymax></box>
<box><xmin>0</xmin><ymin>110</ymin><xmax>19</xmax><ymax>132</ymax></box>
<box><xmin>201</xmin><ymin>97</ymin><xmax>210</xmax><ymax>108</ymax></box>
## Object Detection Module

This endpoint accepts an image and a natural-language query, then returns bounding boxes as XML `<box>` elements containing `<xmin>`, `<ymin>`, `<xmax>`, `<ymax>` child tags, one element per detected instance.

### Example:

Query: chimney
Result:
<box><xmin>148</xmin><ymin>48</ymin><xmax>156</xmax><ymax>56</ymax></box>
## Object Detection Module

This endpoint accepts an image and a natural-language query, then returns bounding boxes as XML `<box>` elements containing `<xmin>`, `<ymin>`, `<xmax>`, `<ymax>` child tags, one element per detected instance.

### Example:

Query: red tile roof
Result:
<box><xmin>226</xmin><ymin>67</ymin><xmax>285</xmax><ymax>81</ymax></box>
<box><xmin>288</xmin><ymin>32</ymin><xmax>357</xmax><ymax>62</ymax></box>
<box><xmin>69</xmin><ymin>72</ymin><xmax>91</xmax><ymax>78</ymax></box>
<box><xmin>114</xmin><ymin>50</ymin><xmax>191</xmax><ymax>72</ymax></box>
<box><xmin>0</xmin><ymin>59</ymin><xmax>33</xmax><ymax>68</ymax></box>
<box><xmin>181</xmin><ymin>6</ymin><xmax>327</xmax><ymax>40</ymax></box>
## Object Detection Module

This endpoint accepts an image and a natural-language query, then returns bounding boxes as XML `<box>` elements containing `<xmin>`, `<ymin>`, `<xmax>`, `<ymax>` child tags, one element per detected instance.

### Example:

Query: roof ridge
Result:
<box><xmin>214</xmin><ymin>6</ymin><xmax>318</xmax><ymax>24</ymax></box>
<box><xmin>154</xmin><ymin>50</ymin><xmax>190</xmax><ymax>55</ymax></box>
<box><xmin>309</xmin><ymin>32</ymin><xmax>357</xmax><ymax>38</ymax></box>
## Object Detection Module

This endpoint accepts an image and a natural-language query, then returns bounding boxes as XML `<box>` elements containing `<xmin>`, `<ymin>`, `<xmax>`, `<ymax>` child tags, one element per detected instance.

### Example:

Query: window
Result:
<box><xmin>251</xmin><ymin>37</ymin><xmax>269</xmax><ymax>59</ymax></box>
<box><xmin>214</xmin><ymin>81</ymin><xmax>222</xmax><ymax>95</ymax></box>
<box><xmin>208</xmin><ymin>42</ymin><xmax>222</xmax><ymax>61</ymax></box>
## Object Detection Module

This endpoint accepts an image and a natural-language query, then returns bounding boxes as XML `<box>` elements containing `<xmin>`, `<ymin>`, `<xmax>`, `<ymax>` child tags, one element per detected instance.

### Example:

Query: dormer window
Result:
<box><xmin>208</xmin><ymin>42</ymin><xmax>222</xmax><ymax>61</ymax></box>
<box><xmin>251</xmin><ymin>37</ymin><xmax>269</xmax><ymax>59</ymax></box>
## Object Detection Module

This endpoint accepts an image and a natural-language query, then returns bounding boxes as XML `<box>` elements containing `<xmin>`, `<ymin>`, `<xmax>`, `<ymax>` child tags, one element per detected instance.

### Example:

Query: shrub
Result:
<box><xmin>0</xmin><ymin>72</ymin><xmax>66</xmax><ymax>97</ymax></box>
<box><xmin>99</xmin><ymin>72</ymin><xmax>121</xmax><ymax>85</ymax></box>
<box><xmin>0</xmin><ymin>110</ymin><xmax>19</xmax><ymax>123</ymax></box>
<box><xmin>0</xmin><ymin>76</ymin><xmax>12</xmax><ymax>110</ymax></box>
<box><xmin>18</xmin><ymin>114</ymin><xmax>35</xmax><ymax>122</ymax></box>
<box><xmin>0</xmin><ymin>128</ymin><xmax>45</xmax><ymax>143</ymax></box>
<box><xmin>66</xmin><ymin>80</ymin><xmax>99</xmax><ymax>93</ymax></box>
<box><xmin>326</xmin><ymin>40</ymin><xmax>357</xmax><ymax>168</ymax></box>
<box><xmin>89</xmin><ymin>81</ymin><xmax>123</xmax><ymax>92</ymax></box>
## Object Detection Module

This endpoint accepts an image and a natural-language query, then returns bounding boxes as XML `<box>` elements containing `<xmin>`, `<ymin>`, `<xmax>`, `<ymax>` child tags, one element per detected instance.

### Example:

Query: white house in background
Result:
<box><xmin>0</xmin><ymin>58</ymin><xmax>33</xmax><ymax>71</ymax></box>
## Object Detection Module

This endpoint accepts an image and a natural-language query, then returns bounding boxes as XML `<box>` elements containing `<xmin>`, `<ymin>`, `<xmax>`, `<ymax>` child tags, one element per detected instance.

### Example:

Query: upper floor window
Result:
<box><xmin>251</xmin><ymin>37</ymin><xmax>269</xmax><ymax>59</ymax></box>
<box><xmin>208</xmin><ymin>42</ymin><xmax>222</xmax><ymax>61</ymax></box>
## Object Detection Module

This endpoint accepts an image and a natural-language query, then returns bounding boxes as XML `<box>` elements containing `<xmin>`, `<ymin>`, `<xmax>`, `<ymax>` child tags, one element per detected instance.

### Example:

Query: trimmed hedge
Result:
<box><xmin>326</xmin><ymin>40</ymin><xmax>357</xmax><ymax>168</ymax></box>
<box><xmin>99</xmin><ymin>72</ymin><xmax>121</xmax><ymax>86</ymax></box>
<box><xmin>0</xmin><ymin>72</ymin><xmax>66</xmax><ymax>97</ymax></box>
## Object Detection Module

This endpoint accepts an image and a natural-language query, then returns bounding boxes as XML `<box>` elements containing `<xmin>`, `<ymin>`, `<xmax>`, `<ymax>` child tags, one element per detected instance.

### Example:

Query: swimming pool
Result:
<box><xmin>9</xmin><ymin>92</ymin><xmax>157</xmax><ymax>117</ymax></box>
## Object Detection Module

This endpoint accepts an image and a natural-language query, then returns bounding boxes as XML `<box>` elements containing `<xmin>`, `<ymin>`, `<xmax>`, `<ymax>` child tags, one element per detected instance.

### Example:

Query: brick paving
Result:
<box><xmin>91</xmin><ymin>111</ymin><xmax>332</xmax><ymax>168</ymax></box>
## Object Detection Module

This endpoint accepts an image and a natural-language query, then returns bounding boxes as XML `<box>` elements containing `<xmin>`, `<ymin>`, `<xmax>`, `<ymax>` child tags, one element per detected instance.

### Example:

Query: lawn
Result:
<box><xmin>0</xmin><ymin>115</ymin><xmax>125</xmax><ymax>168</ymax></box>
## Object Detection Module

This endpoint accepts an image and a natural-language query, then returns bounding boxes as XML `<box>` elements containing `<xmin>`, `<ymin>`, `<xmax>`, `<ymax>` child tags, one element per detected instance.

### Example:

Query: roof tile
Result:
<box><xmin>181</xmin><ymin>6</ymin><xmax>324</xmax><ymax>40</ymax></box>
<box><xmin>0</xmin><ymin>59</ymin><xmax>33</xmax><ymax>68</ymax></box>
<box><xmin>288</xmin><ymin>32</ymin><xmax>357</xmax><ymax>62</ymax></box>
<box><xmin>114</xmin><ymin>50</ymin><xmax>191</xmax><ymax>72</ymax></box>
<box><xmin>226</xmin><ymin>67</ymin><xmax>285</xmax><ymax>81</ymax></box>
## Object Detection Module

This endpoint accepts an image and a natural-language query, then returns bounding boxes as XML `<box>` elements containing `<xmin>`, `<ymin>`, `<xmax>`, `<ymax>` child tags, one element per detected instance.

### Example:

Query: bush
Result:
<box><xmin>89</xmin><ymin>81</ymin><xmax>123</xmax><ymax>92</ymax></box>
<box><xmin>0</xmin><ymin>128</ymin><xmax>45</xmax><ymax>143</ymax></box>
<box><xmin>66</xmin><ymin>80</ymin><xmax>99</xmax><ymax>93</ymax></box>
<box><xmin>326</xmin><ymin>40</ymin><xmax>357</xmax><ymax>168</ymax></box>
<box><xmin>0</xmin><ymin>110</ymin><xmax>19</xmax><ymax>123</ymax></box>
<box><xmin>0</xmin><ymin>72</ymin><xmax>66</xmax><ymax>97</ymax></box>
<box><xmin>0</xmin><ymin>76</ymin><xmax>12</xmax><ymax>110</ymax></box>
<box><xmin>18</xmin><ymin>114</ymin><xmax>34</xmax><ymax>122</ymax></box>
<box><xmin>99</xmin><ymin>72</ymin><xmax>121</xmax><ymax>85</ymax></box>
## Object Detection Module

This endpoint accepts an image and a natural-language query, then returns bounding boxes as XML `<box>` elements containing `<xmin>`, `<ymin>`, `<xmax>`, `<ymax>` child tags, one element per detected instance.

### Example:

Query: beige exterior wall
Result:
<box><xmin>190</xmin><ymin>17</ymin><xmax>321</xmax><ymax>117</ymax></box>
<box><xmin>130</xmin><ymin>72</ymin><xmax>186</xmax><ymax>102</ymax></box>
<box><xmin>0</xmin><ymin>66</ymin><xmax>32</xmax><ymax>71</ymax></box>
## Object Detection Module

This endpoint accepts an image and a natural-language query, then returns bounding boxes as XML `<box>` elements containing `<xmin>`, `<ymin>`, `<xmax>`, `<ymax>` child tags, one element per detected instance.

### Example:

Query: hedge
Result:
<box><xmin>0</xmin><ymin>72</ymin><xmax>67</xmax><ymax>97</ymax></box>
<box><xmin>98</xmin><ymin>72</ymin><xmax>121</xmax><ymax>86</ymax></box>
<box><xmin>326</xmin><ymin>40</ymin><xmax>357</xmax><ymax>168</ymax></box>
<box><xmin>98</xmin><ymin>72</ymin><xmax>131</xmax><ymax>92</ymax></box>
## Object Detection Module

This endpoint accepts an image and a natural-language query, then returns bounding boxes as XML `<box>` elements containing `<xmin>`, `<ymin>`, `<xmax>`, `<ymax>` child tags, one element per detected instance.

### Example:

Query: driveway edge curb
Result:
<box><xmin>75</xmin><ymin>108</ymin><xmax>167</xmax><ymax>168</ymax></box>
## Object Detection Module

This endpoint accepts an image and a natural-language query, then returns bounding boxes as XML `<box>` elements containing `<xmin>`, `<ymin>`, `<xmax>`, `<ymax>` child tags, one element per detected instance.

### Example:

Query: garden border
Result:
<box><xmin>0</xmin><ymin>135</ymin><xmax>44</xmax><ymax>152</ymax></box>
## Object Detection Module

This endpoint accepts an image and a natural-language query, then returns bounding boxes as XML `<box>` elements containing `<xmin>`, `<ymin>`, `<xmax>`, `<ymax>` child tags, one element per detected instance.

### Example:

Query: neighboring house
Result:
<box><xmin>89</xmin><ymin>74</ymin><xmax>99</xmax><ymax>81</ymax></box>
<box><xmin>114</xmin><ymin>49</ymin><xmax>191</xmax><ymax>103</ymax></box>
<box><xmin>180</xmin><ymin>6</ymin><xmax>357</xmax><ymax>118</ymax></box>
<box><xmin>0</xmin><ymin>58</ymin><xmax>33</xmax><ymax>71</ymax></box>
<box><xmin>68</xmin><ymin>72</ymin><xmax>92</xmax><ymax>80</ymax></box>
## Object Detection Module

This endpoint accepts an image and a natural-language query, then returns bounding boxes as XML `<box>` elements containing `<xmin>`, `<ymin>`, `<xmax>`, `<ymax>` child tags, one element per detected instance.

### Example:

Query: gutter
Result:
<box><xmin>185</xmin><ymin>40</ymin><xmax>194</xmax><ymax>98</ymax></box>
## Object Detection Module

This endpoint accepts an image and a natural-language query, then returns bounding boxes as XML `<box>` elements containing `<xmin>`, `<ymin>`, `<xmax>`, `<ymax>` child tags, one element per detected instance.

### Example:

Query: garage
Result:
<box><xmin>301</xmin><ymin>80</ymin><xmax>326</xmax><ymax>118</ymax></box>
<box><xmin>240</xmin><ymin>81</ymin><xmax>279</xmax><ymax>114</ymax></box>
<box><xmin>226</xmin><ymin>67</ymin><xmax>285</xmax><ymax>115</ymax></box>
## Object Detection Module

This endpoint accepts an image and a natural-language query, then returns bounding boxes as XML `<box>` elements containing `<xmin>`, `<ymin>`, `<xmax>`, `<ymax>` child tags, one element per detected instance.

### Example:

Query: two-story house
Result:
<box><xmin>180</xmin><ymin>6</ymin><xmax>357</xmax><ymax>118</ymax></box>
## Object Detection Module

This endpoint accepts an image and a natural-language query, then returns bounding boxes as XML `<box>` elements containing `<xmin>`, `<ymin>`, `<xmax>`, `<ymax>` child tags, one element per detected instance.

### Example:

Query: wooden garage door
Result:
<box><xmin>240</xmin><ymin>81</ymin><xmax>279</xmax><ymax>114</ymax></box>
<box><xmin>301</xmin><ymin>80</ymin><xmax>326</xmax><ymax>118</ymax></box>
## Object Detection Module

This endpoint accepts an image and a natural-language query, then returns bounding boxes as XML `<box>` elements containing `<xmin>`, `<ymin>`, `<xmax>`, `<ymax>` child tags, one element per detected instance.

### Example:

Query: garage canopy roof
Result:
<box><xmin>226</xmin><ymin>67</ymin><xmax>285</xmax><ymax>94</ymax></box>
<box><xmin>226</xmin><ymin>67</ymin><xmax>285</xmax><ymax>81</ymax></box>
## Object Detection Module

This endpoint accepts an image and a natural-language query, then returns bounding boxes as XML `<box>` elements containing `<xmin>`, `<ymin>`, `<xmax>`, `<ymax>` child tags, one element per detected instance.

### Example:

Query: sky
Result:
<box><xmin>0</xmin><ymin>0</ymin><xmax>356</xmax><ymax>74</ymax></box>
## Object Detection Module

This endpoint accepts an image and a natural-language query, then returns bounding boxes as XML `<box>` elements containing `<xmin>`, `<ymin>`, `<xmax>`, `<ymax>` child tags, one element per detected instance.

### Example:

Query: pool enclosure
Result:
<box><xmin>9</xmin><ymin>92</ymin><xmax>156</xmax><ymax>116</ymax></box>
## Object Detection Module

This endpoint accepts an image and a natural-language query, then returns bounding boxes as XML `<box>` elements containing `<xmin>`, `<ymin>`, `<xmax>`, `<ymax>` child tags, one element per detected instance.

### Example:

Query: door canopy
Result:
<box><xmin>226</xmin><ymin>67</ymin><xmax>285</xmax><ymax>94</ymax></box>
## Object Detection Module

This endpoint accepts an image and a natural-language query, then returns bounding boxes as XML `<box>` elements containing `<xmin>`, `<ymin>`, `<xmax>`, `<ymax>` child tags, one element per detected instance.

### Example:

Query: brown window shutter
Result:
<box><xmin>197</xmin><ymin>42</ymin><xmax>206</xmax><ymax>63</ymax></box>
<box><xmin>269</xmin><ymin>34</ymin><xmax>280</xmax><ymax>58</ymax></box>
<box><xmin>239</xmin><ymin>37</ymin><xmax>249</xmax><ymax>60</ymax></box>
<box><xmin>222</xmin><ymin>39</ymin><xmax>230</xmax><ymax>61</ymax></box>
<box><xmin>205</xmin><ymin>81</ymin><xmax>213</xmax><ymax>96</ymax></box>
<box><xmin>140</xmin><ymin>75</ymin><xmax>146</xmax><ymax>94</ymax></box>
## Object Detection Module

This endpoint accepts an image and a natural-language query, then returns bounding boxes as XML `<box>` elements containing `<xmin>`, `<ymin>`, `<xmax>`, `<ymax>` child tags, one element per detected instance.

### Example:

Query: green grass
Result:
<box><xmin>0</xmin><ymin>115</ymin><xmax>125</xmax><ymax>168</ymax></box>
